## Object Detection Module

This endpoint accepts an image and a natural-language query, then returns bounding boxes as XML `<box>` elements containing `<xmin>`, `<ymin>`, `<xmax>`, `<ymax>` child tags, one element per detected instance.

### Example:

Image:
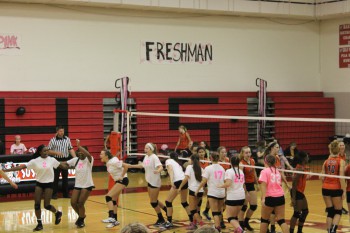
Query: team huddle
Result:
<box><xmin>0</xmin><ymin>129</ymin><xmax>349</xmax><ymax>233</ymax></box>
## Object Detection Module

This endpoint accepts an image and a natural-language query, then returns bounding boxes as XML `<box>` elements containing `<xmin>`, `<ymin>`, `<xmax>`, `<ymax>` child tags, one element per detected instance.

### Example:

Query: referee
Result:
<box><xmin>48</xmin><ymin>126</ymin><xmax>76</xmax><ymax>199</ymax></box>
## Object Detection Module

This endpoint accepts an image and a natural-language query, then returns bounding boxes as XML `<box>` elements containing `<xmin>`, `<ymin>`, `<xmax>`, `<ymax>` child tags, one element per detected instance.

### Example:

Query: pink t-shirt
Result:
<box><xmin>10</xmin><ymin>143</ymin><xmax>27</xmax><ymax>154</ymax></box>
<box><xmin>259</xmin><ymin>167</ymin><xmax>284</xmax><ymax>197</ymax></box>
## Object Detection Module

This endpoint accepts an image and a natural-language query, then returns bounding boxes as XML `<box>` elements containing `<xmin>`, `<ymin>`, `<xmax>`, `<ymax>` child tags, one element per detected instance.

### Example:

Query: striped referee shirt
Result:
<box><xmin>48</xmin><ymin>136</ymin><xmax>73</xmax><ymax>159</ymax></box>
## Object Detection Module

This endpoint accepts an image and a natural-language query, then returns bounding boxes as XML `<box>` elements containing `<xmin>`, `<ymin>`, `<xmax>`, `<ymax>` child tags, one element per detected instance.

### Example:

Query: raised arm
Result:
<box><xmin>3</xmin><ymin>164</ymin><xmax>27</xmax><ymax>172</ymax></box>
<box><xmin>0</xmin><ymin>170</ymin><xmax>18</xmax><ymax>189</ymax></box>
<box><xmin>76</xmin><ymin>139</ymin><xmax>92</xmax><ymax>162</ymax></box>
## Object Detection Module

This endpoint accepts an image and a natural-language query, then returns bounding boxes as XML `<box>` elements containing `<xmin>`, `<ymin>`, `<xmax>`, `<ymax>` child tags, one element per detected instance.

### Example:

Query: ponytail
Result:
<box><xmin>191</xmin><ymin>154</ymin><xmax>202</xmax><ymax>182</ymax></box>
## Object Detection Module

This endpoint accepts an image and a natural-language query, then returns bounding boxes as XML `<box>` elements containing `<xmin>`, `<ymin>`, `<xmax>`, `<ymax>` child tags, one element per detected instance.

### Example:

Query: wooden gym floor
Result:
<box><xmin>0</xmin><ymin>172</ymin><xmax>350</xmax><ymax>232</ymax></box>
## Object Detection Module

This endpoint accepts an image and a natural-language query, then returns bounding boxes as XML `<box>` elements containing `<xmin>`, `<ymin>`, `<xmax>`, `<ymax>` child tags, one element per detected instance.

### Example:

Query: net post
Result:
<box><xmin>126</xmin><ymin>111</ymin><xmax>130</xmax><ymax>157</ymax></box>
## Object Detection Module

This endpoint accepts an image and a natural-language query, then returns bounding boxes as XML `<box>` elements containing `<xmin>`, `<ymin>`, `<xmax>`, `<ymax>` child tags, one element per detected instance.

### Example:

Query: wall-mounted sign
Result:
<box><xmin>340</xmin><ymin>24</ymin><xmax>350</xmax><ymax>45</ymax></box>
<box><xmin>0</xmin><ymin>33</ymin><xmax>21</xmax><ymax>55</ymax></box>
<box><xmin>141</xmin><ymin>41</ymin><xmax>213</xmax><ymax>64</ymax></box>
<box><xmin>339</xmin><ymin>47</ymin><xmax>350</xmax><ymax>68</ymax></box>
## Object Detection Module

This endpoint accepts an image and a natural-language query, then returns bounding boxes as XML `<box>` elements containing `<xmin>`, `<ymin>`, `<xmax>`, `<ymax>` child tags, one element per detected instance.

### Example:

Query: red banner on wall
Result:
<box><xmin>339</xmin><ymin>24</ymin><xmax>350</xmax><ymax>45</ymax></box>
<box><xmin>339</xmin><ymin>47</ymin><xmax>350</xmax><ymax>68</ymax></box>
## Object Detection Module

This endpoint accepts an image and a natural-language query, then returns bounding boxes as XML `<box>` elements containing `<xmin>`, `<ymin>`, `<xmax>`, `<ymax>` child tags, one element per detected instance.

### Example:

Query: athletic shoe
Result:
<box><xmin>33</xmin><ymin>224</ymin><xmax>43</xmax><ymax>232</ymax></box>
<box><xmin>55</xmin><ymin>211</ymin><xmax>62</xmax><ymax>225</ymax></box>
<box><xmin>163</xmin><ymin>221</ymin><xmax>173</xmax><ymax>228</ymax></box>
<box><xmin>202</xmin><ymin>211</ymin><xmax>211</xmax><ymax>220</ymax></box>
<box><xmin>153</xmin><ymin>219</ymin><xmax>166</xmax><ymax>227</ymax></box>
<box><xmin>101</xmin><ymin>217</ymin><xmax>116</xmax><ymax>223</ymax></box>
<box><xmin>234</xmin><ymin>226</ymin><xmax>244</xmax><ymax>233</ymax></box>
<box><xmin>220</xmin><ymin>221</ymin><xmax>226</xmax><ymax>229</ymax></box>
<box><xmin>106</xmin><ymin>220</ymin><xmax>120</xmax><ymax>228</ymax></box>
<box><xmin>77</xmin><ymin>221</ymin><xmax>85</xmax><ymax>228</ymax></box>
<box><xmin>186</xmin><ymin>222</ymin><xmax>198</xmax><ymax>230</ymax></box>
<box><xmin>342</xmin><ymin>208</ymin><xmax>349</xmax><ymax>214</ymax></box>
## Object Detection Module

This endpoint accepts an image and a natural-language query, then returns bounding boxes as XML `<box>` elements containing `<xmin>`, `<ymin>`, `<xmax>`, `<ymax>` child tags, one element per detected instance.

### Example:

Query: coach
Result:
<box><xmin>48</xmin><ymin>126</ymin><xmax>76</xmax><ymax>199</ymax></box>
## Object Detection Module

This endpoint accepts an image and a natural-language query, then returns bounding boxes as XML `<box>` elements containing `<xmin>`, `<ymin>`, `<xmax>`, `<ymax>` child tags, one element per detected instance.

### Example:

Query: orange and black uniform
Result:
<box><xmin>200</xmin><ymin>158</ymin><xmax>210</xmax><ymax>169</ymax></box>
<box><xmin>241</xmin><ymin>158</ymin><xmax>257</xmax><ymax>192</ymax></box>
<box><xmin>292</xmin><ymin>164</ymin><xmax>308</xmax><ymax>200</ymax></box>
<box><xmin>219</xmin><ymin>157</ymin><xmax>230</xmax><ymax>171</ymax></box>
<box><xmin>345</xmin><ymin>164</ymin><xmax>350</xmax><ymax>203</ymax></box>
<box><xmin>178</xmin><ymin>133</ymin><xmax>189</xmax><ymax>150</ymax></box>
<box><xmin>322</xmin><ymin>157</ymin><xmax>343</xmax><ymax>197</ymax></box>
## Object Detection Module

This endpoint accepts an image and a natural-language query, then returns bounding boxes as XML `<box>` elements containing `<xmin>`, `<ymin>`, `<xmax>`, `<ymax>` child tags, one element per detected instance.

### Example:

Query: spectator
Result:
<box><xmin>10</xmin><ymin>135</ymin><xmax>27</xmax><ymax>155</ymax></box>
<box><xmin>120</xmin><ymin>222</ymin><xmax>150</xmax><ymax>233</ymax></box>
<box><xmin>284</xmin><ymin>142</ymin><xmax>299</xmax><ymax>166</ymax></box>
<box><xmin>47</xmin><ymin>126</ymin><xmax>76</xmax><ymax>199</ymax></box>
<box><xmin>104</xmin><ymin>128</ymin><xmax>113</xmax><ymax>150</ymax></box>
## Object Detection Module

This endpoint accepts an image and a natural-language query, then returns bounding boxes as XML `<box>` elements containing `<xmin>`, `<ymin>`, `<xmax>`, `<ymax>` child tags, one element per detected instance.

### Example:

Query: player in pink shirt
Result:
<box><xmin>259</xmin><ymin>154</ymin><xmax>289</xmax><ymax>233</ymax></box>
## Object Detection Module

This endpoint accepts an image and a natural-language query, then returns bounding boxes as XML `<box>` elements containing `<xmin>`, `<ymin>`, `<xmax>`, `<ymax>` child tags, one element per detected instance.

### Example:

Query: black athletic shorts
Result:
<box><xmin>290</xmin><ymin>191</ymin><xmax>305</xmax><ymax>201</ymax></box>
<box><xmin>207</xmin><ymin>195</ymin><xmax>225</xmax><ymax>201</ymax></box>
<box><xmin>245</xmin><ymin>183</ymin><xmax>255</xmax><ymax>192</ymax></box>
<box><xmin>225</xmin><ymin>199</ymin><xmax>245</xmax><ymax>206</ymax></box>
<box><xmin>322</xmin><ymin>188</ymin><xmax>343</xmax><ymax>197</ymax></box>
<box><xmin>347</xmin><ymin>191</ymin><xmax>350</xmax><ymax>203</ymax></box>
<box><xmin>147</xmin><ymin>182</ymin><xmax>159</xmax><ymax>189</ymax></box>
<box><xmin>36</xmin><ymin>182</ymin><xmax>53</xmax><ymax>190</ymax></box>
<box><xmin>189</xmin><ymin>190</ymin><xmax>204</xmax><ymax>197</ymax></box>
<box><xmin>265</xmin><ymin>196</ymin><xmax>285</xmax><ymax>207</ymax></box>
<box><xmin>115</xmin><ymin>177</ymin><xmax>129</xmax><ymax>187</ymax></box>
<box><xmin>74</xmin><ymin>186</ymin><xmax>95</xmax><ymax>191</ymax></box>
<box><xmin>174</xmin><ymin>180</ymin><xmax>188</xmax><ymax>190</ymax></box>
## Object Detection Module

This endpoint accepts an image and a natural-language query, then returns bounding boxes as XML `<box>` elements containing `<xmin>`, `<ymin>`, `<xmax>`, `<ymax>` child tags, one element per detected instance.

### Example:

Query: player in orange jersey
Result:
<box><xmin>321</xmin><ymin>140</ymin><xmax>346</xmax><ymax>233</ymax></box>
<box><xmin>290</xmin><ymin>151</ymin><xmax>309</xmax><ymax>233</ymax></box>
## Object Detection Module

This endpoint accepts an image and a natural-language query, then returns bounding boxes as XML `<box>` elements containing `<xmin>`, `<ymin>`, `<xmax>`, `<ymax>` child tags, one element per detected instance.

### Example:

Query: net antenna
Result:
<box><xmin>256</xmin><ymin>78</ymin><xmax>267</xmax><ymax>142</ymax></box>
<box><xmin>113</xmin><ymin>77</ymin><xmax>131</xmax><ymax>159</ymax></box>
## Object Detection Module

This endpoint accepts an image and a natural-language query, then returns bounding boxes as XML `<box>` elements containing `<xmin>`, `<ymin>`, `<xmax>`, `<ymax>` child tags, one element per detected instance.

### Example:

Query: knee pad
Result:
<box><xmin>326</xmin><ymin>207</ymin><xmax>335</xmax><ymax>218</ymax></box>
<box><xmin>250</xmin><ymin>205</ymin><xmax>257</xmax><ymax>211</ymax></box>
<box><xmin>150</xmin><ymin>201</ymin><xmax>158</xmax><ymax>208</ymax></box>
<box><xmin>112</xmin><ymin>200</ymin><xmax>117</xmax><ymax>206</ymax></box>
<box><xmin>44</xmin><ymin>205</ymin><xmax>52</xmax><ymax>210</ymax></box>
<box><xmin>105</xmin><ymin>196</ymin><xmax>112</xmax><ymax>203</ymax></box>
<box><xmin>165</xmin><ymin>201</ymin><xmax>173</xmax><ymax>208</ymax></box>
<box><xmin>197</xmin><ymin>200</ymin><xmax>202</xmax><ymax>207</ymax></box>
<box><xmin>299</xmin><ymin>209</ymin><xmax>309</xmax><ymax>223</ymax></box>
<box><xmin>241</xmin><ymin>205</ymin><xmax>248</xmax><ymax>211</ymax></box>
<box><xmin>34</xmin><ymin>204</ymin><xmax>40</xmax><ymax>211</ymax></box>
<box><xmin>293</xmin><ymin>211</ymin><xmax>301</xmax><ymax>219</ymax></box>
<box><xmin>212</xmin><ymin>211</ymin><xmax>220</xmax><ymax>216</ymax></box>
<box><xmin>277</xmin><ymin>219</ymin><xmax>285</xmax><ymax>226</ymax></box>
<box><xmin>190</xmin><ymin>209</ymin><xmax>197</xmax><ymax>215</ymax></box>
<box><xmin>227</xmin><ymin>217</ymin><xmax>238</xmax><ymax>223</ymax></box>
<box><xmin>181</xmin><ymin>202</ymin><xmax>189</xmax><ymax>208</ymax></box>
<box><xmin>260</xmin><ymin>218</ymin><xmax>270</xmax><ymax>224</ymax></box>
<box><xmin>334</xmin><ymin>208</ymin><xmax>342</xmax><ymax>216</ymax></box>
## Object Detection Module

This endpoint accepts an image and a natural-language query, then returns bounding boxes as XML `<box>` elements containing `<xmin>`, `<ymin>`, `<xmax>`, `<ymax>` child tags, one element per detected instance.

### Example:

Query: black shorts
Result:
<box><xmin>245</xmin><ymin>183</ymin><xmax>255</xmax><ymax>192</ymax></box>
<box><xmin>74</xmin><ymin>186</ymin><xmax>95</xmax><ymax>191</ymax></box>
<box><xmin>36</xmin><ymin>182</ymin><xmax>53</xmax><ymax>190</ymax></box>
<box><xmin>225</xmin><ymin>199</ymin><xmax>245</xmax><ymax>206</ymax></box>
<box><xmin>189</xmin><ymin>190</ymin><xmax>204</xmax><ymax>197</ymax></box>
<box><xmin>115</xmin><ymin>177</ymin><xmax>129</xmax><ymax>187</ymax></box>
<box><xmin>265</xmin><ymin>196</ymin><xmax>285</xmax><ymax>207</ymax></box>
<box><xmin>322</xmin><ymin>188</ymin><xmax>343</xmax><ymax>197</ymax></box>
<box><xmin>174</xmin><ymin>180</ymin><xmax>188</xmax><ymax>190</ymax></box>
<box><xmin>147</xmin><ymin>182</ymin><xmax>159</xmax><ymax>189</ymax></box>
<box><xmin>290</xmin><ymin>191</ymin><xmax>305</xmax><ymax>201</ymax></box>
<box><xmin>207</xmin><ymin>195</ymin><xmax>225</xmax><ymax>201</ymax></box>
<box><xmin>347</xmin><ymin>191</ymin><xmax>350</xmax><ymax>203</ymax></box>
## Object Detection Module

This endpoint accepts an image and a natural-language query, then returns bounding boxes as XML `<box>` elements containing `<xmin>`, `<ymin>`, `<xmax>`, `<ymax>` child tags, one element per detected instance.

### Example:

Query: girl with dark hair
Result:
<box><xmin>127</xmin><ymin>143</ymin><xmax>167</xmax><ymax>227</ymax></box>
<box><xmin>321</xmin><ymin>140</ymin><xmax>346</xmax><ymax>233</ymax></box>
<box><xmin>200</xmin><ymin>141</ymin><xmax>210</xmax><ymax>160</ymax></box>
<box><xmin>259</xmin><ymin>154</ymin><xmax>289</xmax><ymax>233</ymax></box>
<box><xmin>175</xmin><ymin>125</ymin><xmax>192</xmax><ymax>154</ymax></box>
<box><xmin>100</xmin><ymin>148</ymin><xmax>129</xmax><ymax>228</ymax></box>
<box><xmin>178</xmin><ymin>154</ymin><xmax>204</xmax><ymax>230</ymax></box>
<box><xmin>238</xmin><ymin>146</ymin><xmax>259</xmax><ymax>231</ymax></box>
<box><xmin>197</xmin><ymin>146</ymin><xmax>211</xmax><ymax>220</ymax></box>
<box><xmin>290</xmin><ymin>151</ymin><xmax>309</xmax><ymax>233</ymax></box>
<box><xmin>60</xmin><ymin>139</ymin><xmax>94</xmax><ymax>228</ymax></box>
<box><xmin>196</xmin><ymin>152</ymin><xmax>225</xmax><ymax>232</ymax></box>
<box><xmin>218</xmin><ymin>156</ymin><xmax>246</xmax><ymax>233</ymax></box>
<box><xmin>162</xmin><ymin>152</ymin><xmax>191</xmax><ymax>229</ymax></box>
<box><xmin>4</xmin><ymin>145</ymin><xmax>63</xmax><ymax>231</ymax></box>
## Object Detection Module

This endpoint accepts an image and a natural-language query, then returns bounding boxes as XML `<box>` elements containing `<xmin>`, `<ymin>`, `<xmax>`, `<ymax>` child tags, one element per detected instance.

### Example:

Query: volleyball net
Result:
<box><xmin>125</xmin><ymin>111</ymin><xmax>350</xmax><ymax>174</ymax></box>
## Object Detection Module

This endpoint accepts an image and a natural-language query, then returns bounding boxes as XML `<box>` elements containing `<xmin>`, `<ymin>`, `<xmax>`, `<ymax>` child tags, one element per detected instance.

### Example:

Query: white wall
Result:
<box><xmin>0</xmin><ymin>3</ymin><xmax>321</xmax><ymax>92</ymax></box>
